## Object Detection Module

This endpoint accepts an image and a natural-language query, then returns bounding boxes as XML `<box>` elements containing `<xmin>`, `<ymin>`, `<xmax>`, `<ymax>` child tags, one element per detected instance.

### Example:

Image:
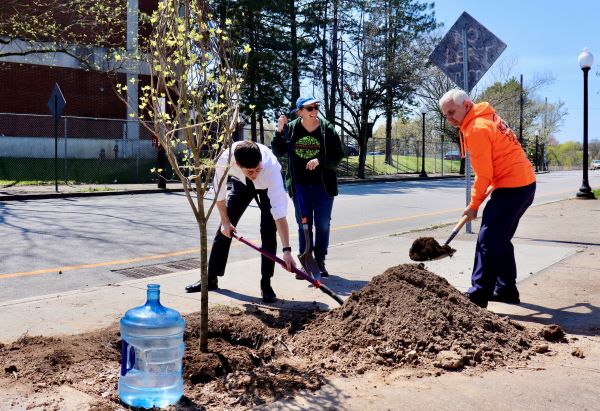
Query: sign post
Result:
<box><xmin>429</xmin><ymin>12</ymin><xmax>506</xmax><ymax>233</ymax></box>
<box><xmin>47</xmin><ymin>83</ymin><xmax>66</xmax><ymax>192</ymax></box>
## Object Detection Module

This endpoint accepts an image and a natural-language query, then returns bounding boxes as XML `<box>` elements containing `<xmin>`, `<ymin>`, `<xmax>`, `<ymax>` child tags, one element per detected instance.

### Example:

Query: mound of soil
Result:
<box><xmin>409</xmin><ymin>237</ymin><xmax>456</xmax><ymax>261</ymax></box>
<box><xmin>291</xmin><ymin>264</ymin><xmax>537</xmax><ymax>375</ymax></box>
<box><xmin>1</xmin><ymin>264</ymin><xmax>550</xmax><ymax>409</ymax></box>
<box><xmin>0</xmin><ymin>307</ymin><xmax>321</xmax><ymax>410</ymax></box>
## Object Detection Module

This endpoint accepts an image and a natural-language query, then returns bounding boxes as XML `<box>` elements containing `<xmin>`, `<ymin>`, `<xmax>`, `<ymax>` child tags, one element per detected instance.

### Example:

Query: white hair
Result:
<box><xmin>439</xmin><ymin>89</ymin><xmax>470</xmax><ymax>110</ymax></box>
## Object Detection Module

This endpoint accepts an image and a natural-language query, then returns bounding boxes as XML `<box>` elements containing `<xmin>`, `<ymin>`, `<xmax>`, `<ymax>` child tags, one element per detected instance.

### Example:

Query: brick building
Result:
<box><xmin>0</xmin><ymin>0</ymin><xmax>157</xmax><ymax>150</ymax></box>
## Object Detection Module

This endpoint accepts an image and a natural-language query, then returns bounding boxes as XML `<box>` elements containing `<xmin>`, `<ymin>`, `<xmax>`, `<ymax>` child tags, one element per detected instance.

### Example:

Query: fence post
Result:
<box><xmin>64</xmin><ymin>117</ymin><xmax>68</xmax><ymax>183</ymax></box>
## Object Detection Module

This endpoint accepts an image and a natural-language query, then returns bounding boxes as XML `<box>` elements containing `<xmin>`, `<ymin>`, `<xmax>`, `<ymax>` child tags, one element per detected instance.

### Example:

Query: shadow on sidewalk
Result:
<box><xmin>214</xmin><ymin>289</ymin><xmax>331</xmax><ymax>311</ymax></box>
<box><xmin>496</xmin><ymin>302</ymin><xmax>600</xmax><ymax>337</ymax></box>
<box><xmin>319</xmin><ymin>276</ymin><xmax>369</xmax><ymax>297</ymax></box>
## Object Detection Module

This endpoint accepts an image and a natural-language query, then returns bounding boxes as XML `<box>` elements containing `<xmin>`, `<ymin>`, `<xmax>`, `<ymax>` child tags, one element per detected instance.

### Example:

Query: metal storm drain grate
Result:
<box><xmin>114</xmin><ymin>258</ymin><xmax>200</xmax><ymax>279</ymax></box>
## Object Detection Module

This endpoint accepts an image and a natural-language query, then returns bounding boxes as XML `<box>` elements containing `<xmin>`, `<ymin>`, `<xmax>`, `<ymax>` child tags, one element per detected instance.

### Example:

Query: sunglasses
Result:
<box><xmin>302</xmin><ymin>105</ymin><xmax>319</xmax><ymax>112</ymax></box>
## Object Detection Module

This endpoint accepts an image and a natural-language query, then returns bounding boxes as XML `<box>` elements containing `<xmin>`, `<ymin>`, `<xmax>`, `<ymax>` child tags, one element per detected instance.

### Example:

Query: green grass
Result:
<box><xmin>593</xmin><ymin>188</ymin><xmax>600</xmax><ymax>197</ymax></box>
<box><xmin>338</xmin><ymin>154</ymin><xmax>461</xmax><ymax>177</ymax></box>
<box><xmin>0</xmin><ymin>154</ymin><xmax>459</xmax><ymax>186</ymax></box>
<box><xmin>0</xmin><ymin>157</ymin><xmax>169</xmax><ymax>185</ymax></box>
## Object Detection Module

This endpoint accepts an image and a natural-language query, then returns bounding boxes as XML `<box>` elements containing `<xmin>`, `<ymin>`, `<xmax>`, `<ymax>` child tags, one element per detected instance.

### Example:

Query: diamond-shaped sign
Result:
<box><xmin>47</xmin><ymin>83</ymin><xmax>66</xmax><ymax>122</ymax></box>
<box><xmin>429</xmin><ymin>12</ymin><xmax>506</xmax><ymax>92</ymax></box>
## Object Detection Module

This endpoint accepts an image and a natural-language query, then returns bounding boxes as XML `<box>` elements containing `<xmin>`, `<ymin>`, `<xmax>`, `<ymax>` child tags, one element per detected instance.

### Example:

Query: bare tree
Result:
<box><xmin>117</xmin><ymin>0</ymin><xmax>248</xmax><ymax>352</ymax></box>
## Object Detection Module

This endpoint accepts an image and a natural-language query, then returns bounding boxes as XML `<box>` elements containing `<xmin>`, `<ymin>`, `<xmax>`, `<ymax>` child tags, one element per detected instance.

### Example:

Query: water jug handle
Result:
<box><xmin>120</xmin><ymin>339</ymin><xmax>136</xmax><ymax>376</ymax></box>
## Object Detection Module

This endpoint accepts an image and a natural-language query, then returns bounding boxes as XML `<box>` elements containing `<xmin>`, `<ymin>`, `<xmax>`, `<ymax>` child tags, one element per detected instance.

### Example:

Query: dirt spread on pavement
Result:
<box><xmin>409</xmin><ymin>237</ymin><xmax>456</xmax><ymax>261</ymax></box>
<box><xmin>1</xmin><ymin>264</ymin><xmax>548</xmax><ymax>410</ymax></box>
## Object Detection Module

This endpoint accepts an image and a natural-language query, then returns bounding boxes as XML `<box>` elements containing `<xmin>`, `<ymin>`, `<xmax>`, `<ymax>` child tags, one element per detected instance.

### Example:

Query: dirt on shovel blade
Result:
<box><xmin>409</xmin><ymin>237</ymin><xmax>456</xmax><ymax>261</ymax></box>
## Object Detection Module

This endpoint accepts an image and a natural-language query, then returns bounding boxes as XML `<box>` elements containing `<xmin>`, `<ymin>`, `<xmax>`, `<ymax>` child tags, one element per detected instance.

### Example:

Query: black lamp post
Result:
<box><xmin>534</xmin><ymin>130</ymin><xmax>540</xmax><ymax>172</ymax></box>
<box><xmin>576</xmin><ymin>47</ymin><xmax>596</xmax><ymax>199</ymax></box>
<box><xmin>419</xmin><ymin>106</ymin><xmax>428</xmax><ymax>178</ymax></box>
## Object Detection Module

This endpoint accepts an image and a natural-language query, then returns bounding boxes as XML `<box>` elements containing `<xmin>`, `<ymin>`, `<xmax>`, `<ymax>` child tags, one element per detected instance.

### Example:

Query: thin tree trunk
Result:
<box><xmin>358</xmin><ymin>22</ymin><xmax>369</xmax><ymax>179</ymax></box>
<box><xmin>250</xmin><ymin>110</ymin><xmax>257</xmax><ymax>142</ymax></box>
<box><xmin>248</xmin><ymin>4</ymin><xmax>258</xmax><ymax>141</ymax></box>
<box><xmin>384</xmin><ymin>0</ymin><xmax>393</xmax><ymax>165</ymax></box>
<box><xmin>259</xmin><ymin>111</ymin><xmax>265</xmax><ymax>144</ymax></box>
<box><xmin>290</xmin><ymin>0</ymin><xmax>300</xmax><ymax>106</ymax></box>
<box><xmin>320</xmin><ymin>0</ymin><xmax>329</xmax><ymax>110</ymax></box>
<box><xmin>198</xmin><ymin>196</ymin><xmax>209</xmax><ymax>352</ymax></box>
<box><xmin>327</xmin><ymin>0</ymin><xmax>339</xmax><ymax>120</ymax></box>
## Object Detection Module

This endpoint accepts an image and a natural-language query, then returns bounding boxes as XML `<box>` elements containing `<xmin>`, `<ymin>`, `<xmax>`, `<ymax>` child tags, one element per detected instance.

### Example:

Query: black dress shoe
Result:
<box><xmin>185</xmin><ymin>277</ymin><xmax>218</xmax><ymax>293</ymax></box>
<box><xmin>490</xmin><ymin>291</ymin><xmax>521</xmax><ymax>304</ymax></box>
<box><xmin>260</xmin><ymin>279</ymin><xmax>277</xmax><ymax>303</ymax></box>
<box><xmin>464</xmin><ymin>291</ymin><xmax>488</xmax><ymax>308</ymax></box>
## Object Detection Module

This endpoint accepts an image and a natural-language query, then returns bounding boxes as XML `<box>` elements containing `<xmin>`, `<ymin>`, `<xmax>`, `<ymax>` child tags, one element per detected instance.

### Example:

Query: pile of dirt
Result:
<box><xmin>409</xmin><ymin>237</ymin><xmax>456</xmax><ymax>261</ymax></box>
<box><xmin>0</xmin><ymin>306</ymin><xmax>321</xmax><ymax>410</ymax></box>
<box><xmin>1</xmin><ymin>264</ymin><xmax>551</xmax><ymax>409</ymax></box>
<box><xmin>290</xmin><ymin>264</ymin><xmax>539</xmax><ymax>375</ymax></box>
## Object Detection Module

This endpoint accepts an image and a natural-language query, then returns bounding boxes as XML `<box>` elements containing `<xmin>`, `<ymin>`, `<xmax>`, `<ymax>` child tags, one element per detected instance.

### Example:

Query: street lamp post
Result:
<box><xmin>576</xmin><ymin>47</ymin><xmax>596</xmax><ymax>199</ymax></box>
<box><xmin>534</xmin><ymin>130</ymin><xmax>540</xmax><ymax>172</ymax></box>
<box><xmin>419</xmin><ymin>106</ymin><xmax>428</xmax><ymax>178</ymax></box>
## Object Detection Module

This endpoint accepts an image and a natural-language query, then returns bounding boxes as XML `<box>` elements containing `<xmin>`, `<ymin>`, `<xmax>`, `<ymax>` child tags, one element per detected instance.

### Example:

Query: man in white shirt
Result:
<box><xmin>185</xmin><ymin>141</ymin><xmax>296</xmax><ymax>303</ymax></box>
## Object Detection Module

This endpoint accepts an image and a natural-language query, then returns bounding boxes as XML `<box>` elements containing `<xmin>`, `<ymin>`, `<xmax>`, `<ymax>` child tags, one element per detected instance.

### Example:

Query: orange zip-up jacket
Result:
<box><xmin>459</xmin><ymin>102</ymin><xmax>536</xmax><ymax>210</ymax></box>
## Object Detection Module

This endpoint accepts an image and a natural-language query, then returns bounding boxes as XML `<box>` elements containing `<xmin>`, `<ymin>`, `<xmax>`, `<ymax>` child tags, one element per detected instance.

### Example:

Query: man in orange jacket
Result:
<box><xmin>440</xmin><ymin>89</ymin><xmax>536</xmax><ymax>309</ymax></box>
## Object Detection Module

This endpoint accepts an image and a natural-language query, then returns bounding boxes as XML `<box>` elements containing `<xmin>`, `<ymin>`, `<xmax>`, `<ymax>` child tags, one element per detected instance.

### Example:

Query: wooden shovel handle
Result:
<box><xmin>443</xmin><ymin>215</ymin><xmax>470</xmax><ymax>246</ymax></box>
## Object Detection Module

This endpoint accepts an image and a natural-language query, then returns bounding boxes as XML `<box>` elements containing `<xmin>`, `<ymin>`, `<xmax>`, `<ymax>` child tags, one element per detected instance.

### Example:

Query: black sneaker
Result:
<box><xmin>490</xmin><ymin>290</ymin><xmax>521</xmax><ymax>304</ymax></box>
<box><xmin>185</xmin><ymin>277</ymin><xmax>218</xmax><ymax>293</ymax></box>
<box><xmin>464</xmin><ymin>291</ymin><xmax>488</xmax><ymax>308</ymax></box>
<box><xmin>316</xmin><ymin>260</ymin><xmax>329</xmax><ymax>278</ymax></box>
<box><xmin>260</xmin><ymin>279</ymin><xmax>277</xmax><ymax>303</ymax></box>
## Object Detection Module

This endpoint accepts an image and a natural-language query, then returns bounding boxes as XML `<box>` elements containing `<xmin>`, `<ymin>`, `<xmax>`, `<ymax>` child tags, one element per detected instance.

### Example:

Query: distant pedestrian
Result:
<box><xmin>439</xmin><ymin>89</ymin><xmax>536</xmax><ymax>308</ymax></box>
<box><xmin>271</xmin><ymin>96</ymin><xmax>344</xmax><ymax>277</ymax></box>
<box><xmin>185</xmin><ymin>141</ymin><xmax>297</xmax><ymax>303</ymax></box>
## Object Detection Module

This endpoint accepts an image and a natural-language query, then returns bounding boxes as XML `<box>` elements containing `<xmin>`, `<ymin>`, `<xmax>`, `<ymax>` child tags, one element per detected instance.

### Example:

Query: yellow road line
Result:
<box><xmin>0</xmin><ymin>248</ymin><xmax>197</xmax><ymax>280</ymax></box>
<box><xmin>0</xmin><ymin>188</ymin><xmax>576</xmax><ymax>280</ymax></box>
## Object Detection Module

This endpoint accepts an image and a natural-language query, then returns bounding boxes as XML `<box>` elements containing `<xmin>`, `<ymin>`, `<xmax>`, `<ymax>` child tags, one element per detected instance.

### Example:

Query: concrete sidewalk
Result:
<box><xmin>266</xmin><ymin>197</ymin><xmax>600</xmax><ymax>411</ymax></box>
<box><xmin>0</xmin><ymin>195</ymin><xmax>598</xmax><ymax>409</ymax></box>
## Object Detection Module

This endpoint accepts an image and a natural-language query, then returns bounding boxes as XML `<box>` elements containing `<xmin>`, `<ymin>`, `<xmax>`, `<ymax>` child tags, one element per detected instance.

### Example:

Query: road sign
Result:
<box><xmin>429</xmin><ymin>12</ymin><xmax>506</xmax><ymax>92</ymax></box>
<box><xmin>47</xmin><ymin>83</ymin><xmax>66</xmax><ymax>122</ymax></box>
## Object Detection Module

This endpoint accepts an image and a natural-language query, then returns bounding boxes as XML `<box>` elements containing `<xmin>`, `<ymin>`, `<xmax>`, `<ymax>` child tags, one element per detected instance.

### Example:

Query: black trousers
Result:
<box><xmin>469</xmin><ymin>182</ymin><xmax>536</xmax><ymax>298</ymax></box>
<box><xmin>208</xmin><ymin>178</ymin><xmax>277</xmax><ymax>280</ymax></box>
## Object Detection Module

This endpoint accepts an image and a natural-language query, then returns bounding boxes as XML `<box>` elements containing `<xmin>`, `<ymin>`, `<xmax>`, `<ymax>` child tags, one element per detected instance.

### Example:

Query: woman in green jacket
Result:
<box><xmin>271</xmin><ymin>96</ymin><xmax>344</xmax><ymax>276</ymax></box>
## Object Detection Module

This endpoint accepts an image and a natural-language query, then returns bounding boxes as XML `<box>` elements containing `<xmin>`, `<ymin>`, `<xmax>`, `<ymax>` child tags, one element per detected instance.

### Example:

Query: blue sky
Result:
<box><xmin>433</xmin><ymin>1</ymin><xmax>600</xmax><ymax>143</ymax></box>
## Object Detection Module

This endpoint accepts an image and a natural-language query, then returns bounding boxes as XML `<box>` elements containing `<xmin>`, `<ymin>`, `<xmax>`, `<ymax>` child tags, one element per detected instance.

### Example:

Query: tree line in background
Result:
<box><xmin>0</xmin><ymin>0</ymin><xmax>593</xmax><ymax>177</ymax></box>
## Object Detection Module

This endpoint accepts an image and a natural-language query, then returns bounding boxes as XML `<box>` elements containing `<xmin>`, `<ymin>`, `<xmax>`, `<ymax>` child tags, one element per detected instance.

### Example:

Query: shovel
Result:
<box><xmin>409</xmin><ymin>215</ymin><xmax>469</xmax><ymax>261</ymax></box>
<box><xmin>232</xmin><ymin>233</ymin><xmax>344</xmax><ymax>305</ymax></box>
<box><xmin>283</xmin><ymin>122</ymin><xmax>322</xmax><ymax>280</ymax></box>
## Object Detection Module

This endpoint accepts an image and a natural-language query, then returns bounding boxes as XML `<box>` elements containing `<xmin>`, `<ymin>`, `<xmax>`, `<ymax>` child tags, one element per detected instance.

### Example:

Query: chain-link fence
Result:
<box><xmin>0</xmin><ymin>113</ymin><xmax>166</xmax><ymax>184</ymax></box>
<box><xmin>1</xmin><ymin>114</ymin><xmax>464</xmax><ymax>185</ymax></box>
<box><xmin>242</xmin><ymin>126</ymin><xmax>463</xmax><ymax>178</ymax></box>
<box><xmin>336</xmin><ymin>136</ymin><xmax>462</xmax><ymax>177</ymax></box>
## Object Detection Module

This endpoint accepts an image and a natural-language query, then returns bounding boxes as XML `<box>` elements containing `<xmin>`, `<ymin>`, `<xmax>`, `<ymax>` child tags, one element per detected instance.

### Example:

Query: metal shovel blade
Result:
<box><xmin>298</xmin><ymin>251</ymin><xmax>321</xmax><ymax>281</ymax></box>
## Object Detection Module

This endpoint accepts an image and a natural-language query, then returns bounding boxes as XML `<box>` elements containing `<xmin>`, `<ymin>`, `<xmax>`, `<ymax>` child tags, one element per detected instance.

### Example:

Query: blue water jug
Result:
<box><xmin>118</xmin><ymin>284</ymin><xmax>185</xmax><ymax>409</ymax></box>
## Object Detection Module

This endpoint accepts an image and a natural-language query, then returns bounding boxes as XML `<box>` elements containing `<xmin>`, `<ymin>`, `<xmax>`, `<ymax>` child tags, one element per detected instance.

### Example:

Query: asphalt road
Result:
<box><xmin>1</xmin><ymin>170</ymin><xmax>597</xmax><ymax>302</ymax></box>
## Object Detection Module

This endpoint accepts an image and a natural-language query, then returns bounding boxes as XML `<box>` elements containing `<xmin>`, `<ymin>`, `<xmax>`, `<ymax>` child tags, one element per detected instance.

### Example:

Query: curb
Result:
<box><xmin>0</xmin><ymin>187</ymin><xmax>186</xmax><ymax>201</ymax></box>
<box><xmin>1</xmin><ymin>175</ymin><xmax>465</xmax><ymax>201</ymax></box>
